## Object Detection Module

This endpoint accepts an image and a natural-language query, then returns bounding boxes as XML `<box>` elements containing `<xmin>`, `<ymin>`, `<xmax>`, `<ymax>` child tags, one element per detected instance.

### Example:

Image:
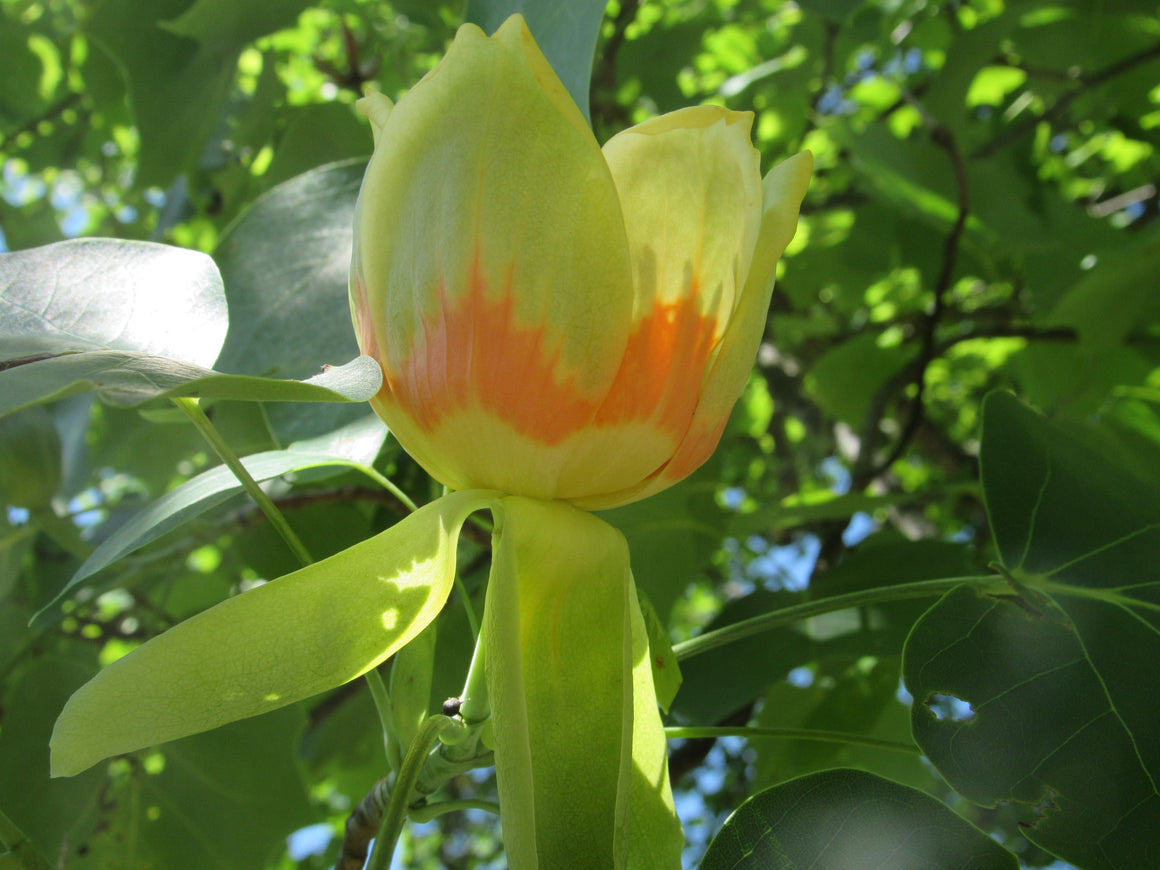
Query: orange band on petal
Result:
<box><xmin>382</xmin><ymin>251</ymin><xmax>603</xmax><ymax>446</ymax></box>
<box><xmin>595</xmin><ymin>281</ymin><xmax>719</xmax><ymax>438</ymax></box>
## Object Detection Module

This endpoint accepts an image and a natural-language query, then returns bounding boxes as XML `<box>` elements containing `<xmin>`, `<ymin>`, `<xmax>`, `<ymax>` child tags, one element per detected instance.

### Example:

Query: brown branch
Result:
<box><xmin>589</xmin><ymin>0</ymin><xmax>641</xmax><ymax>131</ymax></box>
<box><xmin>0</xmin><ymin>92</ymin><xmax>83</xmax><ymax>148</ymax></box>
<box><xmin>849</xmin><ymin>100</ymin><xmax>970</xmax><ymax>489</ymax></box>
<box><xmin>335</xmin><ymin>777</ymin><xmax>392</xmax><ymax>870</ymax></box>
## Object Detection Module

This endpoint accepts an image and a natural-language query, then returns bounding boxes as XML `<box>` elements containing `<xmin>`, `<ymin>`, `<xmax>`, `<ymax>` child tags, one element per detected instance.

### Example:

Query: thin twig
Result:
<box><xmin>850</xmin><ymin>99</ymin><xmax>970</xmax><ymax>488</ymax></box>
<box><xmin>589</xmin><ymin>0</ymin><xmax>641</xmax><ymax>131</ymax></box>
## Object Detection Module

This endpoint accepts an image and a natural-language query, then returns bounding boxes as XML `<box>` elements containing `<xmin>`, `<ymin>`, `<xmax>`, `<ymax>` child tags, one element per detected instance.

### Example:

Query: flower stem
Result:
<box><xmin>366</xmin><ymin>714</ymin><xmax>454</xmax><ymax>870</ymax></box>
<box><xmin>664</xmin><ymin>725</ymin><xmax>920</xmax><ymax>754</ymax></box>
<box><xmin>172</xmin><ymin>397</ymin><xmax>313</xmax><ymax>567</ymax></box>
<box><xmin>408</xmin><ymin>799</ymin><xmax>501</xmax><ymax>824</ymax></box>
<box><xmin>673</xmin><ymin>575</ymin><xmax>1004</xmax><ymax>661</ymax></box>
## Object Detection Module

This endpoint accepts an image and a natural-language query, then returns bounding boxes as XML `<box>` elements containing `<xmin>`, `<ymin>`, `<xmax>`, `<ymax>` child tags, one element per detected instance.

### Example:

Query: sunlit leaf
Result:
<box><xmin>51</xmin><ymin>489</ymin><xmax>497</xmax><ymax>777</ymax></box>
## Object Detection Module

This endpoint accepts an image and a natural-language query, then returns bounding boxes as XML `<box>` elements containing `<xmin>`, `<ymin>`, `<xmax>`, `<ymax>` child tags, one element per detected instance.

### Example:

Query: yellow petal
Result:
<box><xmin>552</xmin><ymin>108</ymin><xmax>764</xmax><ymax>507</ymax></box>
<box><xmin>602</xmin><ymin>106</ymin><xmax>763</xmax><ymax>324</ymax></box>
<box><xmin>636</xmin><ymin>150</ymin><xmax>813</xmax><ymax>502</ymax></box>
<box><xmin>351</xmin><ymin>16</ymin><xmax>634</xmax><ymax>494</ymax></box>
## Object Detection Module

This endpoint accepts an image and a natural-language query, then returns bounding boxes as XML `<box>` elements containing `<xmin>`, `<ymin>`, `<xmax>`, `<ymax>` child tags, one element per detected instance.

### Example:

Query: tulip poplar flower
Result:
<box><xmin>351</xmin><ymin>21</ymin><xmax>811</xmax><ymax>512</ymax></box>
<box><xmin>348</xmin><ymin>15</ymin><xmax>811</xmax><ymax>867</ymax></box>
<box><xmin>50</xmin><ymin>14</ymin><xmax>809</xmax><ymax>870</ymax></box>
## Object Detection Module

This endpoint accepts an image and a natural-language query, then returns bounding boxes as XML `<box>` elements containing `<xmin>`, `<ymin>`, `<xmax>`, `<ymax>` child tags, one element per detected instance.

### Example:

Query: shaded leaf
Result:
<box><xmin>213</xmin><ymin>160</ymin><xmax>368</xmax><ymax>442</ymax></box>
<box><xmin>699</xmin><ymin>768</ymin><xmax>1017</xmax><ymax>870</ymax></box>
<box><xmin>903</xmin><ymin>392</ymin><xmax>1160</xmax><ymax>869</ymax></box>
<box><xmin>86</xmin><ymin>0</ymin><xmax>311</xmax><ymax>186</ymax></box>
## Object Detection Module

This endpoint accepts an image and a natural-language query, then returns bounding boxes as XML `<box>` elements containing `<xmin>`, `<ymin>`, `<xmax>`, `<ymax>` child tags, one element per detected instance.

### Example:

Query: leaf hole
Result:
<box><xmin>925</xmin><ymin>692</ymin><xmax>976</xmax><ymax>722</ymax></box>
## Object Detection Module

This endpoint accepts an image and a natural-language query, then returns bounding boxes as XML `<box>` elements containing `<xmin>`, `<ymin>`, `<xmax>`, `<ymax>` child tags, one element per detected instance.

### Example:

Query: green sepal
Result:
<box><xmin>480</xmin><ymin>496</ymin><xmax>684</xmax><ymax>869</ymax></box>
<box><xmin>627</xmin><ymin>588</ymin><xmax>684</xmax><ymax>869</ymax></box>
<box><xmin>50</xmin><ymin>489</ymin><xmax>499</xmax><ymax>777</ymax></box>
<box><xmin>483</xmin><ymin>496</ymin><xmax>633</xmax><ymax>869</ymax></box>
<box><xmin>635</xmin><ymin>588</ymin><xmax>682</xmax><ymax>714</ymax></box>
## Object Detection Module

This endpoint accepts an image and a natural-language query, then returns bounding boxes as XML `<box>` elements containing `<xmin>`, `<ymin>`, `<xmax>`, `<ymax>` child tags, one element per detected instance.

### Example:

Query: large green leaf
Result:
<box><xmin>464</xmin><ymin>0</ymin><xmax>607</xmax><ymax>123</ymax></box>
<box><xmin>213</xmin><ymin>160</ymin><xmax>368</xmax><ymax>442</ymax></box>
<box><xmin>51</xmin><ymin>489</ymin><xmax>497</xmax><ymax>777</ymax></box>
<box><xmin>699</xmin><ymin>768</ymin><xmax>1017</xmax><ymax>869</ymax></box>
<box><xmin>0</xmin><ymin>238</ymin><xmax>380</xmax><ymax>416</ymax></box>
<box><xmin>903</xmin><ymin>392</ymin><xmax>1160</xmax><ymax>869</ymax></box>
<box><xmin>0</xmin><ymin>239</ymin><xmax>226</xmax><ymax>367</ymax></box>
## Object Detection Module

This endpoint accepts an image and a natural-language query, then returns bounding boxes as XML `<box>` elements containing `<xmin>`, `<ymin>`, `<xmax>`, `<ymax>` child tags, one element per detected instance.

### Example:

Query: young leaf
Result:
<box><xmin>55</xmin><ymin>443</ymin><xmax>388</xmax><ymax>600</ymax></box>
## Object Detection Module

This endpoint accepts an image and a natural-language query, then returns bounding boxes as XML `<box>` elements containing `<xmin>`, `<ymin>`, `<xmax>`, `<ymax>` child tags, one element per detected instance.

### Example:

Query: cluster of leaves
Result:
<box><xmin>2</xmin><ymin>0</ymin><xmax>1159</xmax><ymax>867</ymax></box>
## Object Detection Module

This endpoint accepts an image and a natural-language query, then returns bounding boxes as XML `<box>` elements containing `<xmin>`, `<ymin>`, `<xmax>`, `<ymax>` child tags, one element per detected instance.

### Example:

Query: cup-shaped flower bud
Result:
<box><xmin>350</xmin><ymin>15</ymin><xmax>811</xmax><ymax>510</ymax></box>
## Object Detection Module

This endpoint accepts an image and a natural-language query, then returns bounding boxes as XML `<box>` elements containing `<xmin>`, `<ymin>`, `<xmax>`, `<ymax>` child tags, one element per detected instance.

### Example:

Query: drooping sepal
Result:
<box><xmin>51</xmin><ymin>489</ymin><xmax>499</xmax><ymax>777</ymax></box>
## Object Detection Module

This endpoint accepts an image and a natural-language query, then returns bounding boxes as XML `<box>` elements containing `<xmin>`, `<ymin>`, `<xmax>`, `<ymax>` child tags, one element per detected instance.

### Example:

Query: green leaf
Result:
<box><xmin>1047</xmin><ymin>227</ymin><xmax>1160</xmax><ymax>348</ymax></box>
<box><xmin>56</xmin><ymin>433</ymin><xmax>388</xmax><ymax>599</ymax></box>
<box><xmin>0</xmin><ymin>407</ymin><xmax>61</xmax><ymax>508</ymax></box>
<box><xmin>213</xmin><ymin>160</ymin><xmax>369</xmax><ymax>442</ymax></box>
<box><xmin>903</xmin><ymin>392</ymin><xmax>1160</xmax><ymax>869</ymax></box>
<box><xmin>118</xmin><ymin>709</ymin><xmax>314</xmax><ymax>870</ymax></box>
<box><xmin>804</xmin><ymin>332</ymin><xmax>917</xmax><ymax>426</ymax></box>
<box><xmin>0</xmin><ymin>654</ymin><xmax>104</xmax><ymax>865</ymax></box>
<box><xmin>0</xmin><ymin>352</ymin><xmax>381</xmax><ymax>418</ymax></box>
<box><xmin>674</xmin><ymin>539</ymin><xmax>975</xmax><ymax>725</ymax></box>
<box><xmin>464</xmin><ymin>0</ymin><xmax>607</xmax><ymax>123</ymax></box>
<box><xmin>0</xmin><ymin>239</ymin><xmax>227</xmax><ymax>367</ymax></box>
<box><xmin>85</xmin><ymin>0</ymin><xmax>312</xmax><ymax>186</ymax></box>
<box><xmin>0</xmin><ymin>238</ymin><xmax>362</xmax><ymax>418</ymax></box>
<box><xmin>50</xmin><ymin>489</ymin><xmax>498</xmax><ymax>777</ymax></box>
<box><xmin>602</xmin><ymin>469</ymin><xmax>727</xmax><ymax>623</ymax></box>
<box><xmin>699</xmin><ymin>768</ymin><xmax>1018</xmax><ymax>869</ymax></box>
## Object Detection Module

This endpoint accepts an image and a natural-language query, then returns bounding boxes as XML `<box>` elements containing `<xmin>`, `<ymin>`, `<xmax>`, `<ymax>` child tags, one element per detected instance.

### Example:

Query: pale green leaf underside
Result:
<box><xmin>0</xmin><ymin>352</ymin><xmax>382</xmax><ymax>419</ymax></box>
